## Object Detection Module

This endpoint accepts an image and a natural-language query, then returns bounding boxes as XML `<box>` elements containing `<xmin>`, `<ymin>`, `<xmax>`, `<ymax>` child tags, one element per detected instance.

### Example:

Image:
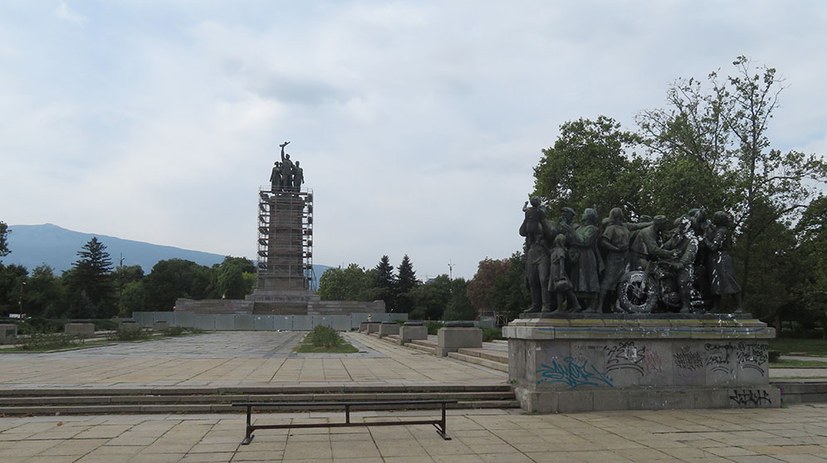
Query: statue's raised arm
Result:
<box><xmin>279</xmin><ymin>141</ymin><xmax>290</xmax><ymax>162</ymax></box>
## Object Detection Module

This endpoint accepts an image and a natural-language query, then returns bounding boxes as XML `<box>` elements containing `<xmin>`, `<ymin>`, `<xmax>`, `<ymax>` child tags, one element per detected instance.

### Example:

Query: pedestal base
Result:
<box><xmin>502</xmin><ymin>313</ymin><xmax>778</xmax><ymax>413</ymax></box>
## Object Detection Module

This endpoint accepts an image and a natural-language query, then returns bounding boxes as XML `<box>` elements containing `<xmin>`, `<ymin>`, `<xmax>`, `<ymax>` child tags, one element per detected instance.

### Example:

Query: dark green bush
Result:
<box><xmin>107</xmin><ymin>327</ymin><xmax>150</xmax><ymax>341</ymax></box>
<box><xmin>306</xmin><ymin>325</ymin><xmax>342</xmax><ymax>348</ymax></box>
<box><xmin>425</xmin><ymin>321</ymin><xmax>443</xmax><ymax>335</ymax></box>
<box><xmin>481</xmin><ymin>327</ymin><xmax>502</xmax><ymax>342</ymax></box>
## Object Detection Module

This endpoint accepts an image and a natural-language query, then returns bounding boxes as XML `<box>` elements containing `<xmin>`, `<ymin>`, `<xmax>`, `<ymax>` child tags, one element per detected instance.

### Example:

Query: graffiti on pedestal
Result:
<box><xmin>536</xmin><ymin>357</ymin><xmax>614</xmax><ymax>389</ymax></box>
<box><xmin>674</xmin><ymin>346</ymin><xmax>703</xmax><ymax>371</ymax></box>
<box><xmin>729</xmin><ymin>388</ymin><xmax>772</xmax><ymax>406</ymax></box>
<box><xmin>735</xmin><ymin>342</ymin><xmax>768</xmax><ymax>376</ymax></box>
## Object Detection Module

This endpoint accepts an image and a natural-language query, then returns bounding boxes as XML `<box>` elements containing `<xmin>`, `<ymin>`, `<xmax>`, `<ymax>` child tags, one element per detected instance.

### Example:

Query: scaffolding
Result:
<box><xmin>256</xmin><ymin>188</ymin><xmax>314</xmax><ymax>291</ymax></box>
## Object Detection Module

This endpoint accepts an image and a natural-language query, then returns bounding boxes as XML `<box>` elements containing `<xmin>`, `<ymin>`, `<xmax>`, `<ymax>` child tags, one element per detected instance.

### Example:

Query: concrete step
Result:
<box><xmin>448</xmin><ymin>352</ymin><xmax>509</xmax><ymax>373</ymax></box>
<box><xmin>456</xmin><ymin>347</ymin><xmax>508</xmax><ymax>364</ymax></box>
<box><xmin>406</xmin><ymin>340</ymin><xmax>437</xmax><ymax>355</ymax></box>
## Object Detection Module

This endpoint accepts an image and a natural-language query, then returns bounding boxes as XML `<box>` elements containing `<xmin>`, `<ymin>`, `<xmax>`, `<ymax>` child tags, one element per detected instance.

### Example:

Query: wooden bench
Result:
<box><xmin>233</xmin><ymin>400</ymin><xmax>457</xmax><ymax>444</ymax></box>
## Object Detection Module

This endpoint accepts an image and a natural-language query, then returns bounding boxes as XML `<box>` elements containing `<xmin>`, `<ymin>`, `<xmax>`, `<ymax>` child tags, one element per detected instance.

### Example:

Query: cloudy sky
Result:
<box><xmin>2</xmin><ymin>1</ymin><xmax>826</xmax><ymax>280</ymax></box>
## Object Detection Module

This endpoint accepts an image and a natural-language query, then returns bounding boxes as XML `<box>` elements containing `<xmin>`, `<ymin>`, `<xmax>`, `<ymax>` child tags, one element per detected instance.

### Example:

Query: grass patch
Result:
<box><xmin>294</xmin><ymin>325</ymin><xmax>359</xmax><ymax>353</ymax></box>
<box><xmin>481</xmin><ymin>327</ymin><xmax>502</xmax><ymax>342</ymax></box>
<box><xmin>13</xmin><ymin>333</ymin><xmax>86</xmax><ymax>352</ymax></box>
<box><xmin>769</xmin><ymin>338</ymin><xmax>827</xmax><ymax>356</ymax></box>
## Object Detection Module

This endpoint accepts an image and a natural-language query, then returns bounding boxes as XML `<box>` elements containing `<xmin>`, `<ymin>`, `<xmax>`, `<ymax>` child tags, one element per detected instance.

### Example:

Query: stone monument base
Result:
<box><xmin>502</xmin><ymin>313</ymin><xmax>778</xmax><ymax>413</ymax></box>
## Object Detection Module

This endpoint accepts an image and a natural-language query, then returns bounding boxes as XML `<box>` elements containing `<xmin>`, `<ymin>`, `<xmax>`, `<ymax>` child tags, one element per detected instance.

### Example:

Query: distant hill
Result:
<box><xmin>3</xmin><ymin>224</ymin><xmax>330</xmax><ymax>287</ymax></box>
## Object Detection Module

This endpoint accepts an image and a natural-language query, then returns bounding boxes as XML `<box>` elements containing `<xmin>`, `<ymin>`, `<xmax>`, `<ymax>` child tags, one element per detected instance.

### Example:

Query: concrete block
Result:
<box><xmin>64</xmin><ymin>323</ymin><xmax>95</xmax><ymax>337</ymax></box>
<box><xmin>0</xmin><ymin>324</ymin><xmax>17</xmax><ymax>344</ymax></box>
<box><xmin>120</xmin><ymin>321</ymin><xmax>141</xmax><ymax>333</ymax></box>
<box><xmin>152</xmin><ymin>321</ymin><xmax>169</xmax><ymax>331</ymax></box>
<box><xmin>378</xmin><ymin>322</ymin><xmax>400</xmax><ymax>338</ymax></box>
<box><xmin>366</xmin><ymin>322</ymin><xmax>381</xmax><ymax>334</ymax></box>
<box><xmin>436</xmin><ymin>327</ymin><xmax>482</xmax><ymax>356</ymax></box>
<box><xmin>399</xmin><ymin>324</ymin><xmax>427</xmax><ymax>344</ymax></box>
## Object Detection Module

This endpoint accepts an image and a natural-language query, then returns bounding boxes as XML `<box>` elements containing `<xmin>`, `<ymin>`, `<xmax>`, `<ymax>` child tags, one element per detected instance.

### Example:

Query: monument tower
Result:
<box><xmin>247</xmin><ymin>141</ymin><xmax>315</xmax><ymax>313</ymax></box>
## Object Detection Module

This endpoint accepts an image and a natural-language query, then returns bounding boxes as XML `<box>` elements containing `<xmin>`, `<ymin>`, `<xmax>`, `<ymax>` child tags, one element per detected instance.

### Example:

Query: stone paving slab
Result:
<box><xmin>0</xmin><ymin>405</ymin><xmax>826</xmax><ymax>461</ymax></box>
<box><xmin>0</xmin><ymin>332</ymin><xmax>506</xmax><ymax>390</ymax></box>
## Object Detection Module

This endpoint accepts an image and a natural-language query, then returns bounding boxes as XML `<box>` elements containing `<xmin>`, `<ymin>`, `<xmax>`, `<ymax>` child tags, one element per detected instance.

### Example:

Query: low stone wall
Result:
<box><xmin>503</xmin><ymin>313</ymin><xmax>778</xmax><ymax>413</ymax></box>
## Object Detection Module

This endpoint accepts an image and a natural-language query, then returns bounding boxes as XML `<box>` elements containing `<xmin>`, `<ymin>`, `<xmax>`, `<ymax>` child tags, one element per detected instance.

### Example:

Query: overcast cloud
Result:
<box><xmin>2</xmin><ymin>1</ymin><xmax>826</xmax><ymax>280</ymax></box>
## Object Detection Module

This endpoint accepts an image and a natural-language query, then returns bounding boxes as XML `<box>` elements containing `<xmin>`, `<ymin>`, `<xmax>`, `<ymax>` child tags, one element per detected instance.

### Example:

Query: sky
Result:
<box><xmin>2</xmin><ymin>1</ymin><xmax>826</xmax><ymax>281</ymax></box>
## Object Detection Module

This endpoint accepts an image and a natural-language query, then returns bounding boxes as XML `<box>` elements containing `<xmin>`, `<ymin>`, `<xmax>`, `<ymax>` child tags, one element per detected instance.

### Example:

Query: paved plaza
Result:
<box><xmin>0</xmin><ymin>331</ymin><xmax>826</xmax><ymax>462</ymax></box>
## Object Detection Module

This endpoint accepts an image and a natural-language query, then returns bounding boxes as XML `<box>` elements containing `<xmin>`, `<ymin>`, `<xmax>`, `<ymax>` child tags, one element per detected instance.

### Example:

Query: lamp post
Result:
<box><xmin>18</xmin><ymin>281</ymin><xmax>26</xmax><ymax>316</ymax></box>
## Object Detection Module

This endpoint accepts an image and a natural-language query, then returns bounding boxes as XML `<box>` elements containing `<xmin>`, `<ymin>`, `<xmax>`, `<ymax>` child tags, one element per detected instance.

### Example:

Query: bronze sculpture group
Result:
<box><xmin>270</xmin><ymin>141</ymin><xmax>304</xmax><ymax>193</ymax></box>
<box><xmin>520</xmin><ymin>200</ymin><xmax>742</xmax><ymax>315</ymax></box>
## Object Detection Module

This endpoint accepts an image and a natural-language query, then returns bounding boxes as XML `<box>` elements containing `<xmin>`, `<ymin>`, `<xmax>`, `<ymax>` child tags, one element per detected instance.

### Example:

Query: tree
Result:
<box><xmin>142</xmin><ymin>259</ymin><xmax>211</xmax><ymax>310</ymax></box>
<box><xmin>712</xmin><ymin>56</ymin><xmax>827</xmax><ymax>294</ymax></box>
<box><xmin>23</xmin><ymin>265</ymin><xmax>66</xmax><ymax>318</ymax></box>
<box><xmin>408</xmin><ymin>274</ymin><xmax>451</xmax><ymax>320</ymax></box>
<box><xmin>0</xmin><ymin>263</ymin><xmax>27</xmax><ymax>315</ymax></box>
<box><xmin>318</xmin><ymin>264</ymin><xmax>375</xmax><ymax>301</ymax></box>
<box><xmin>533</xmin><ymin>116</ymin><xmax>645</xmax><ymax>216</ymax></box>
<box><xmin>113</xmin><ymin>264</ymin><xmax>144</xmax><ymax>316</ymax></box>
<box><xmin>636</xmin><ymin>57</ymin><xmax>827</xmax><ymax>305</ymax></box>
<box><xmin>443</xmin><ymin>277</ymin><xmax>476</xmax><ymax>321</ymax></box>
<box><xmin>66</xmin><ymin>237</ymin><xmax>115</xmax><ymax>318</ymax></box>
<box><xmin>0</xmin><ymin>221</ymin><xmax>9</xmax><ymax>261</ymax></box>
<box><xmin>467</xmin><ymin>257</ymin><xmax>511</xmax><ymax>319</ymax></box>
<box><xmin>489</xmin><ymin>253</ymin><xmax>531</xmax><ymax>323</ymax></box>
<box><xmin>395</xmin><ymin>255</ymin><xmax>420</xmax><ymax>313</ymax></box>
<box><xmin>373</xmin><ymin>255</ymin><xmax>397</xmax><ymax>311</ymax></box>
<box><xmin>212</xmin><ymin>256</ymin><xmax>256</xmax><ymax>299</ymax></box>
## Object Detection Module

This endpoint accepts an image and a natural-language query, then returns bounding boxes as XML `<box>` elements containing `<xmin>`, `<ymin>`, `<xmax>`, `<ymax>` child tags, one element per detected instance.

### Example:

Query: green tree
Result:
<box><xmin>489</xmin><ymin>252</ymin><xmax>531</xmax><ymax>323</ymax></box>
<box><xmin>143</xmin><ymin>259</ymin><xmax>211</xmax><ymax>310</ymax></box>
<box><xmin>533</xmin><ymin>116</ymin><xmax>645</xmax><ymax>216</ymax></box>
<box><xmin>66</xmin><ymin>237</ymin><xmax>115</xmax><ymax>318</ymax></box>
<box><xmin>0</xmin><ymin>221</ymin><xmax>9</xmax><ymax>261</ymax></box>
<box><xmin>712</xmin><ymin>56</ymin><xmax>827</xmax><ymax>294</ymax></box>
<box><xmin>119</xmin><ymin>280</ymin><xmax>148</xmax><ymax>316</ymax></box>
<box><xmin>0</xmin><ymin>264</ymin><xmax>27</xmax><ymax>315</ymax></box>
<box><xmin>113</xmin><ymin>264</ymin><xmax>144</xmax><ymax>316</ymax></box>
<box><xmin>467</xmin><ymin>257</ymin><xmax>511</xmax><ymax>319</ymax></box>
<box><xmin>22</xmin><ymin>265</ymin><xmax>66</xmax><ymax>318</ymax></box>
<box><xmin>317</xmin><ymin>264</ymin><xmax>375</xmax><ymax>301</ymax></box>
<box><xmin>409</xmin><ymin>274</ymin><xmax>451</xmax><ymax>320</ymax></box>
<box><xmin>212</xmin><ymin>256</ymin><xmax>256</xmax><ymax>299</ymax></box>
<box><xmin>443</xmin><ymin>277</ymin><xmax>476</xmax><ymax>321</ymax></box>
<box><xmin>794</xmin><ymin>196</ymin><xmax>827</xmax><ymax>335</ymax></box>
<box><xmin>373</xmin><ymin>255</ymin><xmax>397</xmax><ymax>311</ymax></box>
<box><xmin>395</xmin><ymin>255</ymin><xmax>420</xmax><ymax>313</ymax></box>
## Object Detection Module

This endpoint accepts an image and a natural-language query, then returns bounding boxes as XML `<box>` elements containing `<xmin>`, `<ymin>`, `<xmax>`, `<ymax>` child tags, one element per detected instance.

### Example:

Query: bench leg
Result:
<box><xmin>242</xmin><ymin>405</ymin><xmax>255</xmax><ymax>445</ymax></box>
<box><xmin>435</xmin><ymin>402</ymin><xmax>452</xmax><ymax>440</ymax></box>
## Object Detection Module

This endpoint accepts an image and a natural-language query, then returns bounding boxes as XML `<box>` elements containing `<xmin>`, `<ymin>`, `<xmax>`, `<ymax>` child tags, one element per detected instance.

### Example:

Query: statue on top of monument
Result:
<box><xmin>280</xmin><ymin>141</ymin><xmax>294</xmax><ymax>191</ymax></box>
<box><xmin>269</xmin><ymin>141</ymin><xmax>307</xmax><ymax>193</ymax></box>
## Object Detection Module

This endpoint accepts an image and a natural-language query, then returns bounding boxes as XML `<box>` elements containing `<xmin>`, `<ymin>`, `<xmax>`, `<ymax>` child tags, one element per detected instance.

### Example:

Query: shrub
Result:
<box><xmin>306</xmin><ymin>325</ymin><xmax>343</xmax><ymax>348</ymax></box>
<box><xmin>481</xmin><ymin>327</ymin><xmax>503</xmax><ymax>342</ymax></box>
<box><xmin>16</xmin><ymin>333</ymin><xmax>83</xmax><ymax>351</ymax></box>
<box><xmin>425</xmin><ymin>321</ymin><xmax>443</xmax><ymax>335</ymax></box>
<box><xmin>107</xmin><ymin>327</ymin><xmax>151</xmax><ymax>341</ymax></box>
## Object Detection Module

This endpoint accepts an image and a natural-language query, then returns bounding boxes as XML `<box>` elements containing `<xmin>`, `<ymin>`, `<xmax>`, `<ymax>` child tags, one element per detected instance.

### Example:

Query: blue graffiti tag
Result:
<box><xmin>536</xmin><ymin>357</ymin><xmax>614</xmax><ymax>389</ymax></box>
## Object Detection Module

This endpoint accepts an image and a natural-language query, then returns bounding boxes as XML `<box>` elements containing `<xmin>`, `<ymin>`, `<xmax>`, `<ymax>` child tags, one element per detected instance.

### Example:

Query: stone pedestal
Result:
<box><xmin>399</xmin><ymin>322</ymin><xmax>427</xmax><ymax>345</ymax></box>
<box><xmin>378</xmin><ymin>322</ymin><xmax>399</xmax><ymax>338</ymax></box>
<box><xmin>502</xmin><ymin>313</ymin><xmax>778</xmax><ymax>413</ymax></box>
<box><xmin>436</xmin><ymin>326</ymin><xmax>482</xmax><ymax>357</ymax></box>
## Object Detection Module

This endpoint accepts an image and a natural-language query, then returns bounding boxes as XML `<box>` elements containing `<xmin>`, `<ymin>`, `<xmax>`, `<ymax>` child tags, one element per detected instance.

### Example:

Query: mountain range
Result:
<box><xmin>2</xmin><ymin>224</ymin><xmax>329</xmax><ymax>286</ymax></box>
